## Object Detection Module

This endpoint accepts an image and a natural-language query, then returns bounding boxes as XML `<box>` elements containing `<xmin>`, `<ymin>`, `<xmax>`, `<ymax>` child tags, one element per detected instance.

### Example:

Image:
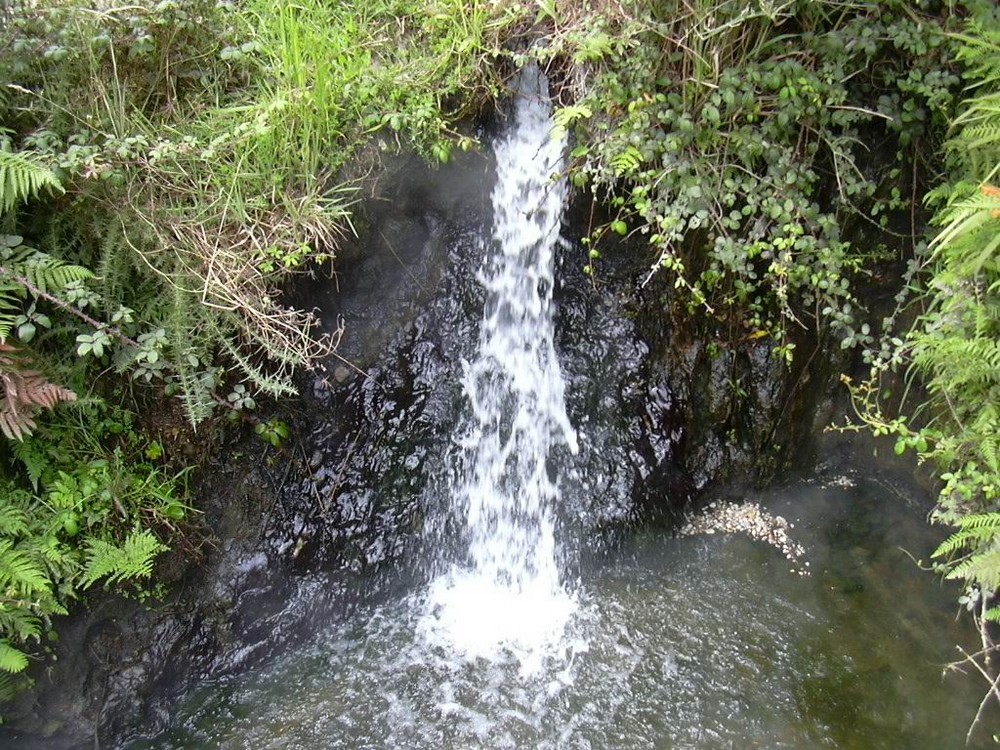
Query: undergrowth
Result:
<box><xmin>540</xmin><ymin>0</ymin><xmax>962</xmax><ymax>361</ymax></box>
<box><xmin>839</xmin><ymin>3</ymin><xmax>1000</xmax><ymax>739</ymax></box>
<box><xmin>0</xmin><ymin>0</ymin><xmax>529</xmax><ymax>426</ymax></box>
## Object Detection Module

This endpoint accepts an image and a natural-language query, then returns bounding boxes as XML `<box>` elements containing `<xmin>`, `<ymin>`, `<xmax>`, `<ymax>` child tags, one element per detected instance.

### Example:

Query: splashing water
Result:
<box><xmin>419</xmin><ymin>66</ymin><xmax>579</xmax><ymax>672</ymax></box>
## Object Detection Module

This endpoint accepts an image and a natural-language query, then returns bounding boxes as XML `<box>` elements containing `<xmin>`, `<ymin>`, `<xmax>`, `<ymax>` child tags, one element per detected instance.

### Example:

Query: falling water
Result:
<box><xmin>420</xmin><ymin>65</ymin><xmax>579</xmax><ymax>671</ymax></box>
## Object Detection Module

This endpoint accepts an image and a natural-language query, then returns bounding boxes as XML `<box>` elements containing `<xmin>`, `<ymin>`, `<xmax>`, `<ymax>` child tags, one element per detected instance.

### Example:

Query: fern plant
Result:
<box><xmin>844</xmin><ymin>13</ymin><xmax>1000</xmax><ymax>724</ymax></box>
<box><xmin>0</xmin><ymin>401</ymin><xmax>188</xmax><ymax>703</ymax></box>
<box><xmin>0</xmin><ymin>525</ymin><xmax>68</xmax><ymax>699</ymax></box>
<box><xmin>0</xmin><ymin>343</ymin><xmax>77</xmax><ymax>440</ymax></box>
<box><xmin>0</xmin><ymin>149</ymin><xmax>88</xmax><ymax>440</ymax></box>
<box><xmin>0</xmin><ymin>232</ymin><xmax>92</xmax><ymax>440</ymax></box>
<box><xmin>935</xmin><ymin>514</ymin><xmax>1000</xmax><ymax>590</ymax></box>
<box><xmin>0</xmin><ymin>149</ymin><xmax>85</xmax><ymax>343</ymax></box>
<box><xmin>0</xmin><ymin>233</ymin><xmax>93</xmax><ymax>345</ymax></box>
<box><xmin>0</xmin><ymin>41</ymin><xmax>194</xmax><ymax>716</ymax></box>
<box><xmin>835</xmin><ymin>18</ymin><xmax>1000</xmax><ymax>735</ymax></box>
<box><xmin>0</xmin><ymin>150</ymin><xmax>62</xmax><ymax>214</ymax></box>
<box><xmin>80</xmin><ymin>531</ymin><xmax>166</xmax><ymax>589</ymax></box>
<box><xmin>932</xmin><ymin>512</ymin><xmax>1000</xmax><ymax>632</ymax></box>
<box><xmin>907</xmin><ymin>16</ymin><xmax>1000</xmax><ymax>527</ymax></box>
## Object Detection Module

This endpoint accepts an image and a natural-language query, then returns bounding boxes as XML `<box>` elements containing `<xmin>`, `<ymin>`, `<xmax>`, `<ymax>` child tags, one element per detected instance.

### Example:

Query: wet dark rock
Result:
<box><xmin>624</xmin><ymin>279</ymin><xmax>845</xmax><ymax>501</ymax></box>
<box><xmin>292</xmin><ymin>149</ymin><xmax>494</xmax><ymax>374</ymax></box>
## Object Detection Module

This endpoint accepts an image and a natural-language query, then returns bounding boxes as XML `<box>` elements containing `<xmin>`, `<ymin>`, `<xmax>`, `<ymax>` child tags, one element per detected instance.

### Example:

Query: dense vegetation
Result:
<box><xmin>845</xmin><ymin>7</ymin><xmax>1000</xmax><ymax>730</ymax></box>
<box><xmin>550</xmin><ymin>0</ymin><xmax>957</xmax><ymax>355</ymax></box>
<box><xmin>0</xmin><ymin>0</ymin><xmax>998</xmax><ymax>734</ymax></box>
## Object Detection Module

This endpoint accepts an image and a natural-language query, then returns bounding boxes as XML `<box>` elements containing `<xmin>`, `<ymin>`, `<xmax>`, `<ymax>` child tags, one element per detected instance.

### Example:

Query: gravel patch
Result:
<box><xmin>678</xmin><ymin>500</ymin><xmax>808</xmax><ymax>574</ymax></box>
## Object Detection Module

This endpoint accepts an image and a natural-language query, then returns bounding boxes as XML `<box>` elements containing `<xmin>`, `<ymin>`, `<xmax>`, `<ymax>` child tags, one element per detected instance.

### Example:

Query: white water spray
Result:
<box><xmin>421</xmin><ymin>66</ymin><xmax>578</xmax><ymax>671</ymax></box>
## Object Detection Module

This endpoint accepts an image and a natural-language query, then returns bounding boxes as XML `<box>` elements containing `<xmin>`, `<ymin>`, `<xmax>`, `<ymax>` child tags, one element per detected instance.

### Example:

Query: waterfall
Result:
<box><xmin>420</xmin><ymin>65</ymin><xmax>578</xmax><ymax>672</ymax></box>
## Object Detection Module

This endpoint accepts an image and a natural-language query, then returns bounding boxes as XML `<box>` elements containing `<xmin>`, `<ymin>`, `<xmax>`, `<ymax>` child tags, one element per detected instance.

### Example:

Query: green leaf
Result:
<box><xmin>81</xmin><ymin>531</ymin><xmax>166</xmax><ymax>588</ymax></box>
<box><xmin>553</xmin><ymin>104</ymin><xmax>593</xmax><ymax>134</ymax></box>
<box><xmin>0</xmin><ymin>540</ymin><xmax>52</xmax><ymax>598</ymax></box>
<box><xmin>0</xmin><ymin>640</ymin><xmax>28</xmax><ymax>674</ymax></box>
<box><xmin>0</xmin><ymin>151</ymin><xmax>64</xmax><ymax>214</ymax></box>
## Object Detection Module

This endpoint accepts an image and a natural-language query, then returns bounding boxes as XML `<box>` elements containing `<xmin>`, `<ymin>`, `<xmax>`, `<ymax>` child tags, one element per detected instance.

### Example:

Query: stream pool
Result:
<box><xmin>131</xmin><ymin>470</ymin><xmax>989</xmax><ymax>750</ymax></box>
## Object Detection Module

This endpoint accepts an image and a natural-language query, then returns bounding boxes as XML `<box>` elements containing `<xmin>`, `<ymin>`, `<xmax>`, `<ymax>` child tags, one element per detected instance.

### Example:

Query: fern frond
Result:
<box><xmin>0</xmin><ymin>407</ymin><xmax>36</xmax><ymax>442</ymax></box>
<box><xmin>946</xmin><ymin>548</ymin><xmax>1000</xmax><ymax>590</ymax></box>
<box><xmin>0</xmin><ymin>604</ymin><xmax>42</xmax><ymax>642</ymax></box>
<box><xmin>929</xmin><ymin>189</ymin><xmax>1000</xmax><ymax>274</ymax></box>
<box><xmin>37</xmin><ymin>545</ymin><xmax>72</xmax><ymax>575</ymax></box>
<box><xmin>0</xmin><ymin>540</ymin><xmax>52</xmax><ymax>598</ymax></box>
<box><xmin>0</xmin><ymin>151</ymin><xmax>63</xmax><ymax>215</ymax></box>
<box><xmin>0</xmin><ymin>237</ymin><xmax>92</xmax><ymax>349</ymax></box>
<box><xmin>0</xmin><ymin>346</ymin><xmax>77</xmax><ymax>440</ymax></box>
<box><xmin>985</xmin><ymin>441</ymin><xmax>1000</xmax><ymax>475</ymax></box>
<box><xmin>912</xmin><ymin>335</ymin><xmax>1000</xmax><ymax>402</ymax></box>
<box><xmin>0</xmin><ymin>285</ymin><xmax>23</xmax><ymax>343</ymax></box>
<box><xmin>933</xmin><ymin>513</ymin><xmax>1000</xmax><ymax>557</ymax></box>
<box><xmin>20</xmin><ymin>251</ymin><xmax>93</xmax><ymax>296</ymax></box>
<box><xmin>953</xmin><ymin>512</ymin><xmax>1000</xmax><ymax>531</ymax></box>
<box><xmin>4</xmin><ymin>370</ymin><xmax>78</xmax><ymax>411</ymax></box>
<box><xmin>0</xmin><ymin>639</ymin><xmax>28</xmax><ymax>674</ymax></box>
<box><xmin>953</xmin><ymin>121</ymin><xmax>1000</xmax><ymax>153</ymax></box>
<box><xmin>610</xmin><ymin>145</ymin><xmax>643</xmax><ymax>177</ymax></box>
<box><xmin>8</xmin><ymin>439</ymin><xmax>49</xmax><ymax>490</ymax></box>
<box><xmin>0</xmin><ymin>502</ymin><xmax>29</xmax><ymax>539</ymax></box>
<box><xmin>81</xmin><ymin>531</ymin><xmax>166</xmax><ymax>589</ymax></box>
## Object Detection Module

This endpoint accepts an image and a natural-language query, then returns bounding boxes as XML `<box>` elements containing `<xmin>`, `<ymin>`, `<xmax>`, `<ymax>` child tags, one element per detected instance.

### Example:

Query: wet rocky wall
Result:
<box><xmin>557</xmin><ymin>197</ymin><xmax>850</xmax><ymax>521</ymax></box>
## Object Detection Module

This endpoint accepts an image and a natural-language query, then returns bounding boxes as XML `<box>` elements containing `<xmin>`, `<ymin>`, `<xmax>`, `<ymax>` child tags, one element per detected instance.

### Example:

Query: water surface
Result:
<box><xmin>133</xmin><ymin>472</ymin><xmax>987</xmax><ymax>750</ymax></box>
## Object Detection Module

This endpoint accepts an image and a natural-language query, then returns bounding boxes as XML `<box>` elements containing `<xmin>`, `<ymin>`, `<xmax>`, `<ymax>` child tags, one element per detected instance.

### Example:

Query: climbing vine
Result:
<box><xmin>545</xmin><ymin>0</ymin><xmax>961</xmax><ymax>358</ymax></box>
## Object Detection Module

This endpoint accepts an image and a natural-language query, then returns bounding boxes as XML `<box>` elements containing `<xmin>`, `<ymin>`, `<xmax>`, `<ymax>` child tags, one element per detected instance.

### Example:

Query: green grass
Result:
<box><xmin>0</xmin><ymin>0</ymin><xmax>530</xmax><ymax>424</ymax></box>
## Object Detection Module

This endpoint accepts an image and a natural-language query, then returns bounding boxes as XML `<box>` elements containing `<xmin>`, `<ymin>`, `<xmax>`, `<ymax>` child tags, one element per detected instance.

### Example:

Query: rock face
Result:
<box><xmin>1</xmin><ymin>150</ymin><xmax>847</xmax><ymax>748</ymax></box>
<box><xmin>556</xmin><ymin>199</ymin><xmax>845</xmax><ymax>527</ymax></box>
<box><xmin>648</xmin><ymin>323</ymin><xmax>838</xmax><ymax>494</ymax></box>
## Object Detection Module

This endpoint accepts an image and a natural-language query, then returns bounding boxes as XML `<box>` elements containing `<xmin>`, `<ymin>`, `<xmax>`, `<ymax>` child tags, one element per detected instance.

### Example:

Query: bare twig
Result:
<box><xmin>951</xmin><ymin>641</ymin><xmax>1000</xmax><ymax>745</ymax></box>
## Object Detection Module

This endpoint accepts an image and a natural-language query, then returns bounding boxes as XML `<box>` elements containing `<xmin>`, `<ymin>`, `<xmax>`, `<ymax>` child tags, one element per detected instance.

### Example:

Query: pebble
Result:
<box><xmin>677</xmin><ymin>500</ymin><xmax>808</xmax><ymax>573</ymax></box>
